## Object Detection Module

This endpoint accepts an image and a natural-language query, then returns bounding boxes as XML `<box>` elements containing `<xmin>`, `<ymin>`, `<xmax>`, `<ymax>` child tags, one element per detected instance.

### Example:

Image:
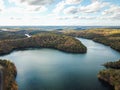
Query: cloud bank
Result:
<box><xmin>0</xmin><ymin>0</ymin><xmax>120</xmax><ymax>26</ymax></box>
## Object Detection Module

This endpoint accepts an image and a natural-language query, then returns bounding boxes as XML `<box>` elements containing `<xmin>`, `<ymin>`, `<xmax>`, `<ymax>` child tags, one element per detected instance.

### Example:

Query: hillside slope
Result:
<box><xmin>0</xmin><ymin>60</ymin><xmax>17</xmax><ymax>90</ymax></box>
<box><xmin>98</xmin><ymin>60</ymin><xmax>120</xmax><ymax>90</ymax></box>
<box><xmin>61</xmin><ymin>29</ymin><xmax>120</xmax><ymax>52</ymax></box>
<box><xmin>0</xmin><ymin>33</ymin><xmax>87</xmax><ymax>55</ymax></box>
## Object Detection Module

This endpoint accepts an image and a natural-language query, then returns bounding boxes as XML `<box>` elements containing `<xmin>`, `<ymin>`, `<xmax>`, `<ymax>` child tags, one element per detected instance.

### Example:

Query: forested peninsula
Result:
<box><xmin>61</xmin><ymin>29</ymin><xmax>120</xmax><ymax>52</ymax></box>
<box><xmin>0</xmin><ymin>33</ymin><xmax>87</xmax><ymax>55</ymax></box>
<box><xmin>0</xmin><ymin>59</ymin><xmax>17</xmax><ymax>90</ymax></box>
<box><xmin>98</xmin><ymin>60</ymin><xmax>120</xmax><ymax>90</ymax></box>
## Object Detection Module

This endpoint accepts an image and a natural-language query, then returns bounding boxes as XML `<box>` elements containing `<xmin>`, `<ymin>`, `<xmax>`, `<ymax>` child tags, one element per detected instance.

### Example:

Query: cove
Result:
<box><xmin>0</xmin><ymin>38</ymin><xmax>120</xmax><ymax>90</ymax></box>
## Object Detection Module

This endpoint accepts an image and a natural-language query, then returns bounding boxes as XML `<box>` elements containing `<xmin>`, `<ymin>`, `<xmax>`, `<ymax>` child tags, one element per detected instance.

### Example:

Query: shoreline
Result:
<box><xmin>60</xmin><ymin>28</ymin><xmax>120</xmax><ymax>53</ymax></box>
<box><xmin>0</xmin><ymin>60</ymin><xmax>18</xmax><ymax>90</ymax></box>
<box><xmin>98</xmin><ymin>60</ymin><xmax>120</xmax><ymax>90</ymax></box>
<box><xmin>0</xmin><ymin>33</ymin><xmax>87</xmax><ymax>55</ymax></box>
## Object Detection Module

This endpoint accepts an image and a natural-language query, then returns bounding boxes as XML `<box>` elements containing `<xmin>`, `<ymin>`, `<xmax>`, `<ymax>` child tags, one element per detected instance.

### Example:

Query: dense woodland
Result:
<box><xmin>0</xmin><ymin>28</ymin><xmax>119</xmax><ymax>52</ymax></box>
<box><xmin>0</xmin><ymin>31</ymin><xmax>87</xmax><ymax>89</ymax></box>
<box><xmin>98</xmin><ymin>60</ymin><xmax>120</xmax><ymax>90</ymax></box>
<box><xmin>104</xmin><ymin>60</ymin><xmax>120</xmax><ymax>69</ymax></box>
<box><xmin>0</xmin><ymin>30</ymin><xmax>45</xmax><ymax>40</ymax></box>
<box><xmin>0</xmin><ymin>28</ymin><xmax>120</xmax><ymax>90</ymax></box>
<box><xmin>0</xmin><ymin>59</ymin><xmax>17</xmax><ymax>90</ymax></box>
<box><xmin>61</xmin><ymin>29</ymin><xmax>120</xmax><ymax>52</ymax></box>
<box><xmin>0</xmin><ymin>32</ymin><xmax>87</xmax><ymax>55</ymax></box>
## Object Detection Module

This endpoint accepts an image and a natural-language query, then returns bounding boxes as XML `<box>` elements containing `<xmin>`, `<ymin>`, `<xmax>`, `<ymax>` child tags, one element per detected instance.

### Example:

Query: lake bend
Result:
<box><xmin>0</xmin><ymin>38</ymin><xmax>120</xmax><ymax>90</ymax></box>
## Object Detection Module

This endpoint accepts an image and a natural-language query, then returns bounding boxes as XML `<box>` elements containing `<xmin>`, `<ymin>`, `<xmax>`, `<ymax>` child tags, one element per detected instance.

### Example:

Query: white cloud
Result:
<box><xmin>91</xmin><ymin>0</ymin><xmax>99</xmax><ymax>2</ymax></box>
<box><xmin>53</xmin><ymin>0</ymin><xmax>109</xmax><ymax>16</ymax></box>
<box><xmin>53</xmin><ymin>0</ymin><xmax>82</xmax><ymax>14</ymax></box>
<box><xmin>65</xmin><ymin>0</ymin><xmax>82</xmax><ymax>4</ymax></box>
<box><xmin>7</xmin><ymin>0</ymin><xmax>48</xmax><ymax>13</ymax></box>
<box><xmin>79</xmin><ymin>16</ymin><xmax>97</xmax><ymax>19</ymax></box>
<box><xmin>79</xmin><ymin>1</ymin><xmax>109</xmax><ymax>13</ymax></box>
<box><xmin>56</xmin><ymin>15</ymin><xmax>79</xmax><ymax>20</ymax></box>
<box><xmin>102</xmin><ymin>5</ymin><xmax>120</xmax><ymax>15</ymax></box>
<box><xmin>0</xmin><ymin>0</ymin><xmax>5</xmax><ymax>11</ymax></box>
<box><xmin>57</xmin><ymin>15</ymin><xmax>97</xmax><ymax>20</ymax></box>
<box><xmin>64</xmin><ymin>6</ymin><xmax>78</xmax><ymax>14</ymax></box>
<box><xmin>101</xmin><ymin>5</ymin><xmax>120</xmax><ymax>20</ymax></box>
<box><xmin>53</xmin><ymin>1</ymin><xmax>66</xmax><ymax>14</ymax></box>
<box><xmin>0</xmin><ymin>0</ymin><xmax>120</xmax><ymax>26</ymax></box>
<box><xmin>7</xmin><ymin>0</ymin><xmax>53</xmax><ymax>12</ymax></box>
<box><xmin>26</xmin><ymin>0</ymin><xmax>54</xmax><ymax>5</ymax></box>
<box><xmin>9</xmin><ymin>0</ymin><xmax>54</xmax><ymax>6</ymax></box>
<box><xmin>25</xmin><ymin>6</ymin><xmax>47</xmax><ymax>12</ymax></box>
<box><xmin>3</xmin><ymin>6</ymin><xmax>47</xmax><ymax>14</ymax></box>
<box><xmin>112</xmin><ymin>13</ymin><xmax>120</xmax><ymax>19</ymax></box>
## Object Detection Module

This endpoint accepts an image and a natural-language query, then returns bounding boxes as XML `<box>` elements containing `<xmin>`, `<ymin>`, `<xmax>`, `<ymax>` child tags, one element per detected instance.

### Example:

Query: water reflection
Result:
<box><xmin>0</xmin><ymin>38</ymin><xmax>120</xmax><ymax>90</ymax></box>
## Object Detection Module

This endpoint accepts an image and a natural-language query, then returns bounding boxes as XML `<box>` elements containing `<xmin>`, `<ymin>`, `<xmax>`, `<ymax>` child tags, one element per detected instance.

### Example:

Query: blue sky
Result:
<box><xmin>0</xmin><ymin>0</ymin><xmax>120</xmax><ymax>26</ymax></box>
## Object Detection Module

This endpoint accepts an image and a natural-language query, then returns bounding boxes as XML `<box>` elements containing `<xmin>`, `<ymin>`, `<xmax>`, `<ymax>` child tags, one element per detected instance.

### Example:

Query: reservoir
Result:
<box><xmin>0</xmin><ymin>38</ymin><xmax>120</xmax><ymax>90</ymax></box>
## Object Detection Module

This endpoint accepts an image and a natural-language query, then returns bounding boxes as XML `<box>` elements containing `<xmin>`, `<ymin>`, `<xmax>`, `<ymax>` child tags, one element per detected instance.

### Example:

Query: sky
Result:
<box><xmin>0</xmin><ymin>0</ymin><xmax>120</xmax><ymax>26</ymax></box>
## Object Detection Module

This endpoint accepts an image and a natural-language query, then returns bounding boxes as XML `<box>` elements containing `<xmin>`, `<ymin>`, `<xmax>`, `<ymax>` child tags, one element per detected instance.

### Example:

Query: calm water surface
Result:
<box><xmin>0</xmin><ymin>38</ymin><xmax>120</xmax><ymax>90</ymax></box>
